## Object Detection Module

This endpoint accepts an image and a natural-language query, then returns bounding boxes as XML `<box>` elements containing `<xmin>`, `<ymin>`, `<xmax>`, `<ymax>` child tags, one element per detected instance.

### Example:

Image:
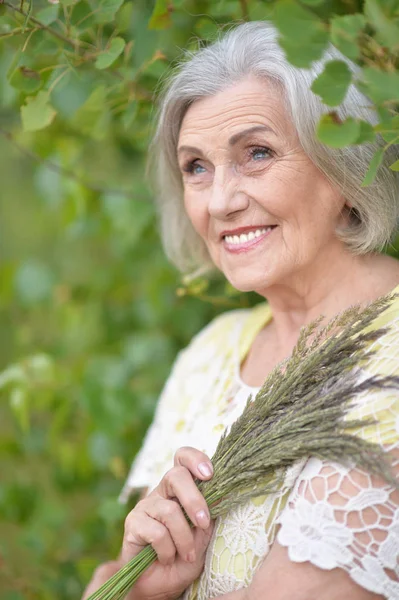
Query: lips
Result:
<box><xmin>222</xmin><ymin>225</ymin><xmax>277</xmax><ymax>253</ymax></box>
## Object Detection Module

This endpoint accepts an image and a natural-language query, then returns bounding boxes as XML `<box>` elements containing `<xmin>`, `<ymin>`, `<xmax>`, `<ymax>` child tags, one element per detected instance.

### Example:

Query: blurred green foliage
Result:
<box><xmin>0</xmin><ymin>0</ymin><xmax>398</xmax><ymax>598</ymax></box>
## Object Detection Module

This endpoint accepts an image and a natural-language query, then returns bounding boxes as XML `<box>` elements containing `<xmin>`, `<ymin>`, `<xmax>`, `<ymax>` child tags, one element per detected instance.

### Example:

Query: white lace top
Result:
<box><xmin>120</xmin><ymin>294</ymin><xmax>399</xmax><ymax>599</ymax></box>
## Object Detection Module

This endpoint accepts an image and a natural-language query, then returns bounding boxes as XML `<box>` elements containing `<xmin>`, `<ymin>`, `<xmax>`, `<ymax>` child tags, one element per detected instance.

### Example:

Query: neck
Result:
<box><xmin>257</xmin><ymin>249</ymin><xmax>398</xmax><ymax>348</ymax></box>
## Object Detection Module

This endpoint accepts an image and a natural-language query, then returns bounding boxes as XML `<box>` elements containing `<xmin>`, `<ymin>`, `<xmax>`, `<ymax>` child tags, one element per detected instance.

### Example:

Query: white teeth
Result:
<box><xmin>224</xmin><ymin>227</ymin><xmax>273</xmax><ymax>245</ymax></box>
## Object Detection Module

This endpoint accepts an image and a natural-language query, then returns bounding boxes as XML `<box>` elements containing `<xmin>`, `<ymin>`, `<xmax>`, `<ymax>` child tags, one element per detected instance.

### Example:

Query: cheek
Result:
<box><xmin>184</xmin><ymin>192</ymin><xmax>207</xmax><ymax>237</ymax></box>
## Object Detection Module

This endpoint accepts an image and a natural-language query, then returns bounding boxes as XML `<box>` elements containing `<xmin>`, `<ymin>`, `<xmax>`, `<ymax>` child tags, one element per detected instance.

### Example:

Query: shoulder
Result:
<box><xmin>346</xmin><ymin>290</ymin><xmax>399</xmax><ymax>446</ymax></box>
<box><xmin>178</xmin><ymin>302</ymin><xmax>270</xmax><ymax>368</ymax></box>
<box><xmin>365</xmin><ymin>289</ymin><xmax>399</xmax><ymax>376</ymax></box>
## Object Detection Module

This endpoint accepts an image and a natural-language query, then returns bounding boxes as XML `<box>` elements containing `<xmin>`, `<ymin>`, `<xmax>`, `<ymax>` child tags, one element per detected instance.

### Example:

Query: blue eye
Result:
<box><xmin>183</xmin><ymin>161</ymin><xmax>206</xmax><ymax>175</ymax></box>
<box><xmin>251</xmin><ymin>147</ymin><xmax>270</xmax><ymax>161</ymax></box>
<box><xmin>192</xmin><ymin>163</ymin><xmax>206</xmax><ymax>174</ymax></box>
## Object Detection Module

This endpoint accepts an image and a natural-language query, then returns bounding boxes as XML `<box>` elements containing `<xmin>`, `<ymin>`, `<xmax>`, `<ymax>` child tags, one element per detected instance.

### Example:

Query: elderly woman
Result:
<box><xmin>83</xmin><ymin>21</ymin><xmax>399</xmax><ymax>600</ymax></box>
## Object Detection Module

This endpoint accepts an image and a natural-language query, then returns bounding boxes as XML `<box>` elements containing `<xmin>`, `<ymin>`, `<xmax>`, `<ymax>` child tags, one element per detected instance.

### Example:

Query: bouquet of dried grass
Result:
<box><xmin>88</xmin><ymin>293</ymin><xmax>399</xmax><ymax>600</ymax></box>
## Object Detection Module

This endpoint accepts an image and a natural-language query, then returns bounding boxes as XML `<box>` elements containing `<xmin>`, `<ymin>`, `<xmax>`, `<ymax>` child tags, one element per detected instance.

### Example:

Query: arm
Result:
<box><xmin>233</xmin><ymin>453</ymin><xmax>399</xmax><ymax>600</ymax></box>
<box><xmin>234</xmin><ymin>541</ymin><xmax>384</xmax><ymax>600</ymax></box>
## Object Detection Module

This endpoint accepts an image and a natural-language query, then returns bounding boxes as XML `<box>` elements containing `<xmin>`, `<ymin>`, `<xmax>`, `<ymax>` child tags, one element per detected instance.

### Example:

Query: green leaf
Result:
<box><xmin>317</xmin><ymin>114</ymin><xmax>360</xmax><ymax>148</ymax></box>
<box><xmin>330</xmin><ymin>14</ymin><xmax>366</xmax><ymax>60</ymax></box>
<box><xmin>194</xmin><ymin>17</ymin><xmax>220</xmax><ymax>40</ymax></box>
<box><xmin>311</xmin><ymin>60</ymin><xmax>352</xmax><ymax>107</ymax></box>
<box><xmin>273</xmin><ymin>0</ymin><xmax>329</xmax><ymax>67</ymax></box>
<box><xmin>389</xmin><ymin>159</ymin><xmax>399</xmax><ymax>171</ymax></box>
<box><xmin>60</xmin><ymin>0</ymin><xmax>78</xmax><ymax>6</ymax></box>
<box><xmin>21</xmin><ymin>91</ymin><xmax>56</xmax><ymax>132</ymax></box>
<box><xmin>354</xmin><ymin>120</ymin><xmax>376</xmax><ymax>144</ymax></box>
<box><xmin>360</xmin><ymin>68</ymin><xmax>399</xmax><ymax>105</ymax></box>
<box><xmin>362</xmin><ymin>148</ymin><xmax>384</xmax><ymax>186</ymax></box>
<box><xmin>70</xmin><ymin>1</ymin><xmax>97</xmax><ymax>31</ymax></box>
<box><xmin>88</xmin><ymin>0</ymin><xmax>124</xmax><ymax>24</ymax></box>
<box><xmin>375</xmin><ymin>115</ymin><xmax>399</xmax><ymax>144</ymax></box>
<box><xmin>36</xmin><ymin>4</ymin><xmax>59</xmax><ymax>25</ymax></box>
<box><xmin>122</xmin><ymin>100</ymin><xmax>138</xmax><ymax>130</ymax></box>
<box><xmin>115</xmin><ymin>2</ymin><xmax>134</xmax><ymax>32</ymax></box>
<box><xmin>95</xmin><ymin>37</ymin><xmax>126</xmax><ymax>70</ymax></box>
<box><xmin>72</xmin><ymin>85</ymin><xmax>110</xmax><ymax>139</ymax></box>
<box><xmin>9</xmin><ymin>66</ymin><xmax>41</xmax><ymax>94</ymax></box>
<box><xmin>10</xmin><ymin>388</ymin><xmax>30</xmax><ymax>433</ymax></box>
<box><xmin>273</xmin><ymin>0</ymin><xmax>324</xmax><ymax>40</ymax></box>
<box><xmin>14</xmin><ymin>259</ymin><xmax>55</xmax><ymax>304</ymax></box>
<box><xmin>148</xmin><ymin>0</ymin><xmax>171</xmax><ymax>30</ymax></box>
<box><xmin>364</xmin><ymin>0</ymin><xmax>399</xmax><ymax>50</ymax></box>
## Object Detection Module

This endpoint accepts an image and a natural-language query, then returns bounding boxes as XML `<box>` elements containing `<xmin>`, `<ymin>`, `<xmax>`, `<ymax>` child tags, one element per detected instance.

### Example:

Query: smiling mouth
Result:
<box><xmin>223</xmin><ymin>226</ymin><xmax>276</xmax><ymax>245</ymax></box>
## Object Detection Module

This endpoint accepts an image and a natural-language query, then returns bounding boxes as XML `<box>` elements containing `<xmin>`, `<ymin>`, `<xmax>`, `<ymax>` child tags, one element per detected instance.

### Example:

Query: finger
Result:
<box><xmin>174</xmin><ymin>446</ymin><xmax>214</xmax><ymax>481</ymax></box>
<box><xmin>158</xmin><ymin>466</ymin><xmax>211</xmax><ymax>531</ymax></box>
<box><xmin>122</xmin><ymin>512</ymin><xmax>176</xmax><ymax>566</ymax></box>
<box><xmin>193</xmin><ymin>520</ymin><xmax>215</xmax><ymax>558</ymax></box>
<box><xmin>82</xmin><ymin>561</ymin><xmax>120</xmax><ymax>599</ymax></box>
<box><xmin>146</xmin><ymin>496</ymin><xmax>196</xmax><ymax>563</ymax></box>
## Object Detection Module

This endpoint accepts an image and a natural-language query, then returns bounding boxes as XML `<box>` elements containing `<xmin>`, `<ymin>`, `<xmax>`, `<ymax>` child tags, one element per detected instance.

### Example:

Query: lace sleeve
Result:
<box><xmin>119</xmin><ymin>348</ymin><xmax>189</xmax><ymax>502</ymax></box>
<box><xmin>277</xmin><ymin>388</ymin><xmax>399</xmax><ymax>599</ymax></box>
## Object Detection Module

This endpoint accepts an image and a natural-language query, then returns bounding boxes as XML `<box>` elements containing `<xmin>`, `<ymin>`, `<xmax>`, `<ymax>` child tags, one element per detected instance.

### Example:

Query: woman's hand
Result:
<box><xmin>82</xmin><ymin>447</ymin><xmax>215</xmax><ymax>600</ymax></box>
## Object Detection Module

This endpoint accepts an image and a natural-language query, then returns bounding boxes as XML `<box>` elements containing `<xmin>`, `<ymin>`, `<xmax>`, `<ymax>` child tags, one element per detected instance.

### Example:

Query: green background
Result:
<box><xmin>0</xmin><ymin>0</ymin><xmax>398</xmax><ymax>597</ymax></box>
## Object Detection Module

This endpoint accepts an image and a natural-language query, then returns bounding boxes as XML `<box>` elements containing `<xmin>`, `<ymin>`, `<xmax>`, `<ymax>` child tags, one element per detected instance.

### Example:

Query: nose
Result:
<box><xmin>208</xmin><ymin>164</ymin><xmax>249</xmax><ymax>219</ymax></box>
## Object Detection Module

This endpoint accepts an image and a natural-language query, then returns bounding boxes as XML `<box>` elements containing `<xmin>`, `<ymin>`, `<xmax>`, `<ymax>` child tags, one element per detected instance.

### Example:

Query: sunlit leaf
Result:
<box><xmin>317</xmin><ymin>114</ymin><xmax>360</xmax><ymax>147</ymax></box>
<box><xmin>389</xmin><ymin>159</ymin><xmax>399</xmax><ymax>171</ymax></box>
<box><xmin>362</xmin><ymin>147</ymin><xmax>385</xmax><ymax>186</ymax></box>
<box><xmin>311</xmin><ymin>60</ymin><xmax>352</xmax><ymax>106</ymax></box>
<box><xmin>95</xmin><ymin>36</ymin><xmax>126</xmax><ymax>69</ymax></box>
<box><xmin>21</xmin><ymin>91</ymin><xmax>56</xmax><ymax>132</ymax></box>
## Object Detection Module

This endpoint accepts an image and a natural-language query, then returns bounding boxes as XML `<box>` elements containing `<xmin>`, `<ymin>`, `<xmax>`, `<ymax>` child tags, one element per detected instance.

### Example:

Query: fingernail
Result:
<box><xmin>187</xmin><ymin>550</ymin><xmax>196</xmax><ymax>563</ymax></box>
<box><xmin>198</xmin><ymin>462</ymin><xmax>213</xmax><ymax>477</ymax></box>
<box><xmin>196</xmin><ymin>509</ymin><xmax>209</xmax><ymax>528</ymax></box>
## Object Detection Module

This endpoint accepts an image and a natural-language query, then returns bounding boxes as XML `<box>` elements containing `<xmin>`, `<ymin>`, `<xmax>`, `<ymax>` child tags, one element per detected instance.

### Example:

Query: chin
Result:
<box><xmin>224</xmin><ymin>270</ymin><xmax>275</xmax><ymax>294</ymax></box>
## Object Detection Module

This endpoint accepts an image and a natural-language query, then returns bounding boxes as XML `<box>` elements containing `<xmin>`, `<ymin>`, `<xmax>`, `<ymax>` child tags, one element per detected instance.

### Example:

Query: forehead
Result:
<box><xmin>178</xmin><ymin>76</ymin><xmax>293</xmax><ymax>146</ymax></box>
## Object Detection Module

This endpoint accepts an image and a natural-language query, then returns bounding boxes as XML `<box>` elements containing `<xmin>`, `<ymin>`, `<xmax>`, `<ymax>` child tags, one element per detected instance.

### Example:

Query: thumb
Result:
<box><xmin>82</xmin><ymin>561</ymin><xmax>121</xmax><ymax>599</ymax></box>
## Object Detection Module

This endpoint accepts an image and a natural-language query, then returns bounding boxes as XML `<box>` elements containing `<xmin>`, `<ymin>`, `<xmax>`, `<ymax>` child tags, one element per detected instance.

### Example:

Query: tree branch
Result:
<box><xmin>239</xmin><ymin>0</ymin><xmax>249</xmax><ymax>20</ymax></box>
<box><xmin>2</xmin><ymin>1</ymin><xmax>81</xmax><ymax>51</ymax></box>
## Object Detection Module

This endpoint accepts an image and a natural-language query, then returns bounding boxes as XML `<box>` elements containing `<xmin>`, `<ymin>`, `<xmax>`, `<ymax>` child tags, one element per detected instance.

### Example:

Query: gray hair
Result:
<box><xmin>149</xmin><ymin>21</ymin><xmax>399</xmax><ymax>273</ymax></box>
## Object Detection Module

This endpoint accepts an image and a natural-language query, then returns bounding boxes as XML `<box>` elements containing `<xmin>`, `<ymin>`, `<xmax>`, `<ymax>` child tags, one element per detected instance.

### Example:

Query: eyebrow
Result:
<box><xmin>177</xmin><ymin>125</ymin><xmax>276</xmax><ymax>157</ymax></box>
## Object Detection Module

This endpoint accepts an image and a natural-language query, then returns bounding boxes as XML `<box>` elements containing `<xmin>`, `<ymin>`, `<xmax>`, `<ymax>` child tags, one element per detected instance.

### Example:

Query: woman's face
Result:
<box><xmin>177</xmin><ymin>76</ymin><xmax>347</xmax><ymax>294</ymax></box>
